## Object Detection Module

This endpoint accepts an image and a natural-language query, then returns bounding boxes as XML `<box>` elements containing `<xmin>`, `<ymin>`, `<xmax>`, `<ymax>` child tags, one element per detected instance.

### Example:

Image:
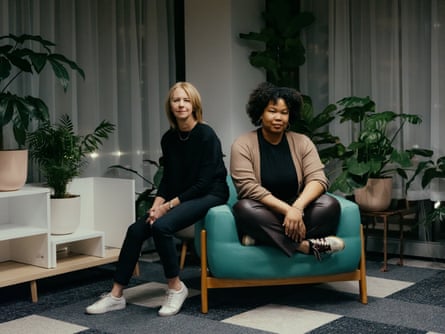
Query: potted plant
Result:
<box><xmin>0</xmin><ymin>34</ymin><xmax>84</xmax><ymax>191</ymax></box>
<box><xmin>329</xmin><ymin>96</ymin><xmax>428</xmax><ymax>211</ymax></box>
<box><xmin>406</xmin><ymin>154</ymin><xmax>445</xmax><ymax>227</ymax></box>
<box><xmin>27</xmin><ymin>114</ymin><xmax>115</xmax><ymax>234</ymax></box>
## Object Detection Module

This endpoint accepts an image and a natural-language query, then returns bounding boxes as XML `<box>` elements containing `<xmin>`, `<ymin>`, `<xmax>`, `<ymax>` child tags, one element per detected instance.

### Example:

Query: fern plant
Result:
<box><xmin>27</xmin><ymin>114</ymin><xmax>115</xmax><ymax>198</ymax></box>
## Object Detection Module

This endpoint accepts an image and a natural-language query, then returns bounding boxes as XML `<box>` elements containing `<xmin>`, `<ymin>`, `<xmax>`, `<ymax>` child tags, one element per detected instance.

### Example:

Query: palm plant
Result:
<box><xmin>27</xmin><ymin>114</ymin><xmax>115</xmax><ymax>198</ymax></box>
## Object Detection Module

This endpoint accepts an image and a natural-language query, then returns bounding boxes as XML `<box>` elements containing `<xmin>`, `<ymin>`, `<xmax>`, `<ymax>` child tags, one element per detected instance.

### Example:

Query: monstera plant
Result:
<box><xmin>0</xmin><ymin>34</ymin><xmax>84</xmax><ymax>191</ymax></box>
<box><xmin>0</xmin><ymin>34</ymin><xmax>85</xmax><ymax>149</ymax></box>
<box><xmin>329</xmin><ymin>96</ymin><xmax>429</xmax><ymax>211</ymax></box>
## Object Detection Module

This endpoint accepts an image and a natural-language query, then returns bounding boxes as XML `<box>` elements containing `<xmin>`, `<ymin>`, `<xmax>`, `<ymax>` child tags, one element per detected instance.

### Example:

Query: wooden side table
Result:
<box><xmin>360</xmin><ymin>206</ymin><xmax>416</xmax><ymax>272</ymax></box>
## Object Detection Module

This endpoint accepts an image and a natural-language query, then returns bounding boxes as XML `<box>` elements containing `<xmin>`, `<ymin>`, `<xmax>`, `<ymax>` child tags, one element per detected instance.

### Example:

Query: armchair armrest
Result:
<box><xmin>194</xmin><ymin>204</ymin><xmax>239</xmax><ymax>257</ymax></box>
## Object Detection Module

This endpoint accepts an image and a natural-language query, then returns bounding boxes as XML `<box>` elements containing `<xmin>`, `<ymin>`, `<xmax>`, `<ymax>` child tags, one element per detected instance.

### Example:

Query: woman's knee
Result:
<box><xmin>317</xmin><ymin>194</ymin><xmax>341</xmax><ymax>218</ymax></box>
<box><xmin>126</xmin><ymin>219</ymin><xmax>150</xmax><ymax>241</ymax></box>
<box><xmin>233</xmin><ymin>199</ymin><xmax>264</xmax><ymax>220</ymax></box>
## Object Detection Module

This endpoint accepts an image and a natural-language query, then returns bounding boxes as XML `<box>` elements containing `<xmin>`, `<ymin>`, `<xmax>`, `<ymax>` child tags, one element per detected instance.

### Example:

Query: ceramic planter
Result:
<box><xmin>50</xmin><ymin>195</ymin><xmax>81</xmax><ymax>235</ymax></box>
<box><xmin>354</xmin><ymin>177</ymin><xmax>393</xmax><ymax>212</ymax></box>
<box><xmin>0</xmin><ymin>149</ymin><xmax>28</xmax><ymax>191</ymax></box>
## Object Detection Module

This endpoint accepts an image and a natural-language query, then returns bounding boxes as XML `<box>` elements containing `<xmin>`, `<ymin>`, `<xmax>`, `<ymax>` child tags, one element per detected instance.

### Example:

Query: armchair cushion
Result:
<box><xmin>195</xmin><ymin>194</ymin><xmax>361</xmax><ymax>279</ymax></box>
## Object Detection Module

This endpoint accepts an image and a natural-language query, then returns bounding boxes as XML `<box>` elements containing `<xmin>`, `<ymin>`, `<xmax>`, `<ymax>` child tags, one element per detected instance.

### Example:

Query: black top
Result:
<box><xmin>157</xmin><ymin>123</ymin><xmax>229</xmax><ymax>203</ymax></box>
<box><xmin>258</xmin><ymin>129</ymin><xmax>299</xmax><ymax>203</ymax></box>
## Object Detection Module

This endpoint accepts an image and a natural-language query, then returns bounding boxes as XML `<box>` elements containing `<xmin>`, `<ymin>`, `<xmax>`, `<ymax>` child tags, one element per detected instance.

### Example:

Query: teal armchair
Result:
<box><xmin>195</xmin><ymin>177</ymin><xmax>367</xmax><ymax>313</ymax></box>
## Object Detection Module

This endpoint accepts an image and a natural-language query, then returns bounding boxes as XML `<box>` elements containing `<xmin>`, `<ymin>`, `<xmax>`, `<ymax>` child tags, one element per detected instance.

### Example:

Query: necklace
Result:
<box><xmin>178</xmin><ymin>131</ymin><xmax>191</xmax><ymax>141</ymax></box>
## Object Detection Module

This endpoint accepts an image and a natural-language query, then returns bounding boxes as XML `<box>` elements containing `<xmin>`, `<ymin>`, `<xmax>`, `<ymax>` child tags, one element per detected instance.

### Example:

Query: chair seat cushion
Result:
<box><xmin>195</xmin><ymin>194</ymin><xmax>362</xmax><ymax>279</ymax></box>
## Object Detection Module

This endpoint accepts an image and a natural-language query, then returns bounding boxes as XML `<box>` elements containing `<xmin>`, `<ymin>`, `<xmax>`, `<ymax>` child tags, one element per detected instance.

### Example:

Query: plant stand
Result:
<box><xmin>360</xmin><ymin>204</ymin><xmax>416</xmax><ymax>271</ymax></box>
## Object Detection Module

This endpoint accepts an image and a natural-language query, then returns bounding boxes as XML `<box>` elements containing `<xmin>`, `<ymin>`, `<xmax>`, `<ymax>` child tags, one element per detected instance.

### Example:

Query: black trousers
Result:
<box><xmin>113</xmin><ymin>194</ymin><xmax>226</xmax><ymax>285</ymax></box>
<box><xmin>233</xmin><ymin>194</ymin><xmax>341</xmax><ymax>257</ymax></box>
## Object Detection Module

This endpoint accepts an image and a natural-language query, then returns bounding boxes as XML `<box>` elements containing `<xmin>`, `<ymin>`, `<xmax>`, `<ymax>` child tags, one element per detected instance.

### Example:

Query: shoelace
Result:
<box><xmin>99</xmin><ymin>292</ymin><xmax>110</xmax><ymax>299</ymax></box>
<box><xmin>163</xmin><ymin>289</ymin><xmax>176</xmax><ymax>308</ymax></box>
<box><xmin>310</xmin><ymin>238</ymin><xmax>331</xmax><ymax>261</ymax></box>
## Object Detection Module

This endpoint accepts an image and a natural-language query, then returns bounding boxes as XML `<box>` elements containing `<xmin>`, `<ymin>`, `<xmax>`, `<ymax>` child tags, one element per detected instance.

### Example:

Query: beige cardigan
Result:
<box><xmin>230</xmin><ymin>130</ymin><xmax>329</xmax><ymax>201</ymax></box>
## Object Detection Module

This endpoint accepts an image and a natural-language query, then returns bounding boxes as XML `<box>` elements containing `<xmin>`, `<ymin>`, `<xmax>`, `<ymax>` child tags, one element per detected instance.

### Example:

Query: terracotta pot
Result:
<box><xmin>50</xmin><ymin>195</ymin><xmax>81</xmax><ymax>235</ymax></box>
<box><xmin>0</xmin><ymin>149</ymin><xmax>28</xmax><ymax>191</ymax></box>
<box><xmin>354</xmin><ymin>177</ymin><xmax>393</xmax><ymax>212</ymax></box>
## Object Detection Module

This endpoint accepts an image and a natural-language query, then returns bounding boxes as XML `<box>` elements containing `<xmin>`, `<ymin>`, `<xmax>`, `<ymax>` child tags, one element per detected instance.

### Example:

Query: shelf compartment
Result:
<box><xmin>0</xmin><ymin>224</ymin><xmax>47</xmax><ymax>241</ymax></box>
<box><xmin>50</xmin><ymin>229</ymin><xmax>105</xmax><ymax>268</ymax></box>
<box><xmin>0</xmin><ymin>234</ymin><xmax>50</xmax><ymax>268</ymax></box>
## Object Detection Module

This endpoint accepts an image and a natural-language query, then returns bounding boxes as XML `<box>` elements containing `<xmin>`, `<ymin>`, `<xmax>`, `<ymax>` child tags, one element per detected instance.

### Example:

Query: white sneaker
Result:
<box><xmin>85</xmin><ymin>293</ymin><xmax>126</xmax><ymax>314</ymax></box>
<box><xmin>158</xmin><ymin>281</ymin><xmax>189</xmax><ymax>317</ymax></box>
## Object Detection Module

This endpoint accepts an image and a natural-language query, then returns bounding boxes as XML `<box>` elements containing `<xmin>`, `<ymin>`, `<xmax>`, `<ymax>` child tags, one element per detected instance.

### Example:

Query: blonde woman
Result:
<box><xmin>86</xmin><ymin>82</ymin><xmax>228</xmax><ymax>316</ymax></box>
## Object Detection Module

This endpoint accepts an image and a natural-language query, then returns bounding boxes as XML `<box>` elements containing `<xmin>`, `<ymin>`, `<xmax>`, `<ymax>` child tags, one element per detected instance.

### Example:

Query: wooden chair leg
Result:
<box><xmin>180</xmin><ymin>242</ymin><xmax>188</xmax><ymax>270</ymax></box>
<box><xmin>359</xmin><ymin>225</ymin><xmax>368</xmax><ymax>304</ymax></box>
<box><xmin>133</xmin><ymin>262</ymin><xmax>140</xmax><ymax>277</ymax></box>
<box><xmin>200</xmin><ymin>229</ymin><xmax>209</xmax><ymax>313</ymax></box>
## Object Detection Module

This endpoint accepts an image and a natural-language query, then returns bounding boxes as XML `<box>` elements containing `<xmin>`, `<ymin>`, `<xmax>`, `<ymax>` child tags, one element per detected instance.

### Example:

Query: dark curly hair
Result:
<box><xmin>246</xmin><ymin>82</ymin><xmax>303</xmax><ymax>126</ymax></box>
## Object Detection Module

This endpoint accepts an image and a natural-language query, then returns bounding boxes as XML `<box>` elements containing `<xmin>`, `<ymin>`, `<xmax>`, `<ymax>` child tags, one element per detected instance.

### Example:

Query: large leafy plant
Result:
<box><xmin>406</xmin><ymin>155</ymin><xmax>445</xmax><ymax>226</ymax></box>
<box><xmin>290</xmin><ymin>95</ymin><xmax>345</xmax><ymax>166</ymax></box>
<box><xmin>0</xmin><ymin>34</ymin><xmax>84</xmax><ymax>149</ymax></box>
<box><xmin>330</xmin><ymin>96</ymin><xmax>428</xmax><ymax>194</ymax></box>
<box><xmin>27</xmin><ymin>114</ymin><xmax>115</xmax><ymax>198</ymax></box>
<box><xmin>239</xmin><ymin>0</ymin><xmax>314</xmax><ymax>89</ymax></box>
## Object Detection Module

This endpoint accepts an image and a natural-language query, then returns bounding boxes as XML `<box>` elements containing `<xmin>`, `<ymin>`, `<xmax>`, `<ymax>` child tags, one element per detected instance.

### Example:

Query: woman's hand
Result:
<box><xmin>147</xmin><ymin>203</ymin><xmax>170</xmax><ymax>224</ymax></box>
<box><xmin>283</xmin><ymin>206</ymin><xmax>306</xmax><ymax>242</ymax></box>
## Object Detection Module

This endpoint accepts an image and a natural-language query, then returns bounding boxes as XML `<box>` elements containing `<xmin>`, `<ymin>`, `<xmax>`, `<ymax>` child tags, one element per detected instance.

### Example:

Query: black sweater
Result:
<box><xmin>157</xmin><ymin>123</ymin><xmax>229</xmax><ymax>203</ymax></box>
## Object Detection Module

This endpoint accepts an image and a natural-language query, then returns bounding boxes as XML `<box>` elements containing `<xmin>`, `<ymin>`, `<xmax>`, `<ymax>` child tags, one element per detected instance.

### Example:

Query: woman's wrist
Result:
<box><xmin>168</xmin><ymin>197</ymin><xmax>178</xmax><ymax>210</ymax></box>
<box><xmin>291</xmin><ymin>205</ymin><xmax>304</xmax><ymax>216</ymax></box>
<box><xmin>291</xmin><ymin>199</ymin><xmax>305</xmax><ymax>216</ymax></box>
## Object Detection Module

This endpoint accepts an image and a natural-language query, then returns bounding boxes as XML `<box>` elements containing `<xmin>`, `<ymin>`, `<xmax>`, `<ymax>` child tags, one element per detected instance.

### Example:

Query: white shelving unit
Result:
<box><xmin>0</xmin><ymin>177</ymin><xmax>135</xmax><ymax>301</ymax></box>
<box><xmin>0</xmin><ymin>186</ymin><xmax>51</xmax><ymax>268</ymax></box>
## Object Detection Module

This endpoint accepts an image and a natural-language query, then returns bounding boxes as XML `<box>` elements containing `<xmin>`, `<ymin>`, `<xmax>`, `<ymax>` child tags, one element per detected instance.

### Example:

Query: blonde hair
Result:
<box><xmin>165</xmin><ymin>82</ymin><xmax>203</xmax><ymax>128</ymax></box>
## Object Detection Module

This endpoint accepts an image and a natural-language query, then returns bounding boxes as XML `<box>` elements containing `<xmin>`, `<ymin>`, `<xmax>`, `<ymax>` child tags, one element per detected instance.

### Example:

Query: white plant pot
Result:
<box><xmin>354</xmin><ymin>177</ymin><xmax>393</xmax><ymax>212</ymax></box>
<box><xmin>51</xmin><ymin>195</ymin><xmax>81</xmax><ymax>235</ymax></box>
<box><xmin>0</xmin><ymin>149</ymin><xmax>28</xmax><ymax>191</ymax></box>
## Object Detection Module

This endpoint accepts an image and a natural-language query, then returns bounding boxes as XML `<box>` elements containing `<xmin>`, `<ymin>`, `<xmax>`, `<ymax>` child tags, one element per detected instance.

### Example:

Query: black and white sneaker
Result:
<box><xmin>308</xmin><ymin>236</ymin><xmax>345</xmax><ymax>261</ymax></box>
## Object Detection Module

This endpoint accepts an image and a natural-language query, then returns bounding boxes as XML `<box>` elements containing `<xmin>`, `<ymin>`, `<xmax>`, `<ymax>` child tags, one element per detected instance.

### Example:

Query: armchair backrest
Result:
<box><xmin>226</xmin><ymin>175</ymin><xmax>238</xmax><ymax>207</ymax></box>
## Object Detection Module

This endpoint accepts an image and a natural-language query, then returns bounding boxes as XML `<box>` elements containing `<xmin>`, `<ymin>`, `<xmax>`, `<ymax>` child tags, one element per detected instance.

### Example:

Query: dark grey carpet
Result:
<box><xmin>1</xmin><ymin>253</ymin><xmax>444</xmax><ymax>334</ymax></box>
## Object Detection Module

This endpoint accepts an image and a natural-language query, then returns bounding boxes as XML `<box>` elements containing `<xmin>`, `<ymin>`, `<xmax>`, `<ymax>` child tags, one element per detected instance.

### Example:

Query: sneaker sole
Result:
<box><xmin>85</xmin><ymin>303</ymin><xmax>126</xmax><ymax>315</ymax></box>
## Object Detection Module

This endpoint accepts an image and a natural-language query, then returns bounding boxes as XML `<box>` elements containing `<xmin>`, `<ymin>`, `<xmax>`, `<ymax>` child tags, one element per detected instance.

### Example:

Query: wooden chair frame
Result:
<box><xmin>199</xmin><ymin>225</ymin><xmax>368</xmax><ymax>313</ymax></box>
